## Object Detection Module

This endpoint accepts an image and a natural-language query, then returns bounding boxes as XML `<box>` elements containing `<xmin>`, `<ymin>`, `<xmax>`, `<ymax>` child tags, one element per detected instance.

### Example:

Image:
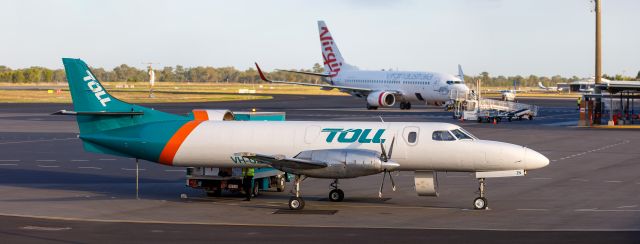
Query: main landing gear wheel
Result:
<box><xmin>288</xmin><ymin>197</ymin><xmax>305</xmax><ymax>210</ymax></box>
<box><xmin>399</xmin><ymin>102</ymin><xmax>412</xmax><ymax>110</ymax></box>
<box><xmin>473</xmin><ymin>178</ymin><xmax>488</xmax><ymax>210</ymax></box>
<box><xmin>367</xmin><ymin>104</ymin><xmax>378</xmax><ymax>110</ymax></box>
<box><xmin>329</xmin><ymin>189</ymin><xmax>344</xmax><ymax>202</ymax></box>
<box><xmin>329</xmin><ymin>179</ymin><xmax>344</xmax><ymax>202</ymax></box>
<box><xmin>473</xmin><ymin>197</ymin><xmax>488</xmax><ymax>210</ymax></box>
<box><xmin>288</xmin><ymin>175</ymin><xmax>306</xmax><ymax>210</ymax></box>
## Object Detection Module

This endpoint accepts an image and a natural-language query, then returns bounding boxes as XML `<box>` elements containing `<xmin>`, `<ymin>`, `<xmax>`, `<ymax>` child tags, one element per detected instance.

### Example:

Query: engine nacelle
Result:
<box><xmin>414</xmin><ymin>170</ymin><xmax>439</xmax><ymax>196</ymax></box>
<box><xmin>192</xmin><ymin>109</ymin><xmax>235</xmax><ymax>121</ymax></box>
<box><xmin>366</xmin><ymin>91</ymin><xmax>396</xmax><ymax>107</ymax></box>
<box><xmin>292</xmin><ymin>149</ymin><xmax>398</xmax><ymax>179</ymax></box>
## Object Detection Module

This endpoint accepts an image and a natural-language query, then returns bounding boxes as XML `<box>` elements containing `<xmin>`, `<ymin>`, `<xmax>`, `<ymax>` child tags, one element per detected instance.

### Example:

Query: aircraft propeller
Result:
<box><xmin>379</xmin><ymin>136</ymin><xmax>397</xmax><ymax>198</ymax></box>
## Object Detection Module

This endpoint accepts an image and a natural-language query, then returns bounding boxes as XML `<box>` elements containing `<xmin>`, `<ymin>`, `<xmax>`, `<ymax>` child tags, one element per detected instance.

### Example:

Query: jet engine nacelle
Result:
<box><xmin>292</xmin><ymin>149</ymin><xmax>396</xmax><ymax>179</ymax></box>
<box><xmin>192</xmin><ymin>109</ymin><xmax>235</xmax><ymax>121</ymax></box>
<box><xmin>366</xmin><ymin>91</ymin><xmax>396</xmax><ymax>107</ymax></box>
<box><xmin>414</xmin><ymin>170</ymin><xmax>439</xmax><ymax>196</ymax></box>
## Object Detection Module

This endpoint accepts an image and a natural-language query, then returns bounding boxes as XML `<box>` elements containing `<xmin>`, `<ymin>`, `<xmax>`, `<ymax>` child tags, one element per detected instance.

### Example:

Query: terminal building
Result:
<box><xmin>567</xmin><ymin>77</ymin><xmax>611</xmax><ymax>92</ymax></box>
<box><xmin>580</xmin><ymin>80</ymin><xmax>640</xmax><ymax>126</ymax></box>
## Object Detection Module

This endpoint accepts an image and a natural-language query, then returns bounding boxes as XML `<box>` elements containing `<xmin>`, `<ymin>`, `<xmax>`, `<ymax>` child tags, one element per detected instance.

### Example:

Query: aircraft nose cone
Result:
<box><xmin>524</xmin><ymin>148</ymin><xmax>549</xmax><ymax>170</ymax></box>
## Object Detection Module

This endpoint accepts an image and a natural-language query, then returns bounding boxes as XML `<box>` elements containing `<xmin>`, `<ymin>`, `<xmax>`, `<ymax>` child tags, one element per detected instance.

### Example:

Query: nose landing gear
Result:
<box><xmin>473</xmin><ymin>178</ymin><xmax>488</xmax><ymax>210</ymax></box>
<box><xmin>288</xmin><ymin>175</ymin><xmax>306</xmax><ymax>210</ymax></box>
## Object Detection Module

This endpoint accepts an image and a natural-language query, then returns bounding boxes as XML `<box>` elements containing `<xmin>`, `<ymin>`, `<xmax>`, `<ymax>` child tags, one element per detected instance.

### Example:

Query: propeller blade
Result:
<box><xmin>380</xmin><ymin>142</ymin><xmax>388</xmax><ymax>162</ymax></box>
<box><xmin>389</xmin><ymin>171</ymin><xmax>397</xmax><ymax>192</ymax></box>
<box><xmin>378</xmin><ymin>170</ymin><xmax>387</xmax><ymax>198</ymax></box>
<box><xmin>387</xmin><ymin>137</ymin><xmax>395</xmax><ymax>159</ymax></box>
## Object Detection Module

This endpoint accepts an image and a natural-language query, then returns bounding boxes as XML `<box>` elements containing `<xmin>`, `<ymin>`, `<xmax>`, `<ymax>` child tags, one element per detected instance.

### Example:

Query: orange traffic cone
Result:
<box><xmin>493</xmin><ymin>118</ymin><xmax>497</xmax><ymax>125</ymax></box>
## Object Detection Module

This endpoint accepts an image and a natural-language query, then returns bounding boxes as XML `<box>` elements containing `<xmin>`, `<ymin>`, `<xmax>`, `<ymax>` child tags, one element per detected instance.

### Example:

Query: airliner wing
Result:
<box><xmin>235</xmin><ymin>152</ymin><xmax>327</xmax><ymax>170</ymax></box>
<box><xmin>255</xmin><ymin>63</ymin><xmax>372</xmax><ymax>92</ymax></box>
<box><xmin>275</xmin><ymin>69</ymin><xmax>331</xmax><ymax>77</ymax></box>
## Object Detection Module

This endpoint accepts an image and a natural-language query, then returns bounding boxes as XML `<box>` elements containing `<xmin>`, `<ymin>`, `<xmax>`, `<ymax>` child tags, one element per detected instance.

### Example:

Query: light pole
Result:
<box><xmin>594</xmin><ymin>0</ymin><xmax>602</xmax><ymax>85</ymax></box>
<box><xmin>593</xmin><ymin>0</ymin><xmax>603</xmax><ymax>125</ymax></box>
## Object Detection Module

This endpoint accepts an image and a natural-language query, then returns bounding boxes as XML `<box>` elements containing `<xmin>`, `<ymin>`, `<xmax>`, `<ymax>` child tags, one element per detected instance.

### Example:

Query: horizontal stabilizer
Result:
<box><xmin>52</xmin><ymin>110</ymin><xmax>144</xmax><ymax>116</ymax></box>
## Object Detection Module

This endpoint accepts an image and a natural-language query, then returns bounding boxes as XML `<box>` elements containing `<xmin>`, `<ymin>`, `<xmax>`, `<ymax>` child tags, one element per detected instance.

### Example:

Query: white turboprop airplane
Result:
<box><xmin>500</xmin><ymin>81</ymin><xmax>520</xmax><ymax>102</ymax></box>
<box><xmin>256</xmin><ymin>21</ymin><xmax>470</xmax><ymax>110</ymax></box>
<box><xmin>538</xmin><ymin>82</ymin><xmax>564</xmax><ymax>92</ymax></box>
<box><xmin>59</xmin><ymin>58</ymin><xmax>549</xmax><ymax>211</ymax></box>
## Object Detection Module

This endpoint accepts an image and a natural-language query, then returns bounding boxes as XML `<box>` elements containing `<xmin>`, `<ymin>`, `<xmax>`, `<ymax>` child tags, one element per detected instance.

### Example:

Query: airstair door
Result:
<box><xmin>392</xmin><ymin>126</ymin><xmax>419</xmax><ymax>160</ymax></box>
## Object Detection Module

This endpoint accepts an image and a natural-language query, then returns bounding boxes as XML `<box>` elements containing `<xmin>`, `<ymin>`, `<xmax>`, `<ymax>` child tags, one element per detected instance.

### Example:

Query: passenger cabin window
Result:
<box><xmin>432</xmin><ymin>130</ymin><xmax>456</xmax><ymax>141</ymax></box>
<box><xmin>450</xmin><ymin>129</ymin><xmax>473</xmax><ymax>140</ymax></box>
<box><xmin>408</xmin><ymin>132</ymin><xmax>417</xmax><ymax>143</ymax></box>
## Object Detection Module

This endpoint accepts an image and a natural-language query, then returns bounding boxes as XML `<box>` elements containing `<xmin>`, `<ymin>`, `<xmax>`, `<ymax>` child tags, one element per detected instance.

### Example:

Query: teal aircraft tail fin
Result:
<box><xmin>63</xmin><ymin>58</ymin><xmax>128</xmax><ymax>113</ymax></box>
<box><xmin>62</xmin><ymin>58</ymin><xmax>184</xmax><ymax>135</ymax></box>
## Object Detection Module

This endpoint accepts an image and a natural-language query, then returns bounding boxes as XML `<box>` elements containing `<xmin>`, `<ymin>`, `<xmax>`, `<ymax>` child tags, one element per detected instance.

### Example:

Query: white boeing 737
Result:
<box><xmin>59</xmin><ymin>58</ymin><xmax>549</xmax><ymax>211</ymax></box>
<box><xmin>256</xmin><ymin>21</ymin><xmax>470</xmax><ymax>110</ymax></box>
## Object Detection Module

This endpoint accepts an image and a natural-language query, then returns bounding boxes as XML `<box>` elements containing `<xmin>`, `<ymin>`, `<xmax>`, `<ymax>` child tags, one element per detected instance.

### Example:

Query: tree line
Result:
<box><xmin>0</xmin><ymin>63</ymin><xmax>325</xmax><ymax>85</ymax></box>
<box><xmin>0</xmin><ymin>64</ymin><xmax>638</xmax><ymax>87</ymax></box>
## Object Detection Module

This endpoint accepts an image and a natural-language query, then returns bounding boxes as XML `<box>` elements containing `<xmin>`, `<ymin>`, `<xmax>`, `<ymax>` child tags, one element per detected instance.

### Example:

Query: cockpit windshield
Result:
<box><xmin>450</xmin><ymin>129</ymin><xmax>473</xmax><ymax>140</ymax></box>
<box><xmin>432</xmin><ymin>130</ymin><xmax>456</xmax><ymax>141</ymax></box>
<box><xmin>432</xmin><ymin>128</ymin><xmax>477</xmax><ymax>141</ymax></box>
<box><xmin>446</xmin><ymin>80</ymin><xmax>464</xmax><ymax>85</ymax></box>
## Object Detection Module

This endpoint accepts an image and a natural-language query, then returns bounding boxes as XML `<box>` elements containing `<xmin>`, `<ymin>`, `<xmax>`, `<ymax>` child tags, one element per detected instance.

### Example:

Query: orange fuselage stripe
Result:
<box><xmin>158</xmin><ymin>121</ymin><xmax>202</xmax><ymax>165</ymax></box>
<box><xmin>193</xmin><ymin>110</ymin><xmax>209</xmax><ymax>120</ymax></box>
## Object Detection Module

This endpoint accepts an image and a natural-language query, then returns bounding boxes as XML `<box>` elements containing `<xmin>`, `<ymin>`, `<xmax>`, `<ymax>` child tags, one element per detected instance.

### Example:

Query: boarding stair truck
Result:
<box><xmin>185</xmin><ymin>111</ymin><xmax>289</xmax><ymax>197</ymax></box>
<box><xmin>451</xmin><ymin>95</ymin><xmax>538</xmax><ymax>123</ymax></box>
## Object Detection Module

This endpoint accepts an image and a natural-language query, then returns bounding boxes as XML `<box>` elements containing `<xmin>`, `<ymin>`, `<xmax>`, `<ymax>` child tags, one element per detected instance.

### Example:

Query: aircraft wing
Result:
<box><xmin>275</xmin><ymin>69</ymin><xmax>331</xmax><ymax>77</ymax></box>
<box><xmin>235</xmin><ymin>152</ymin><xmax>327</xmax><ymax>170</ymax></box>
<box><xmin>255</xmin><ymin>63</ymin><xmax>373</xmax><ymax>93</ymax></box>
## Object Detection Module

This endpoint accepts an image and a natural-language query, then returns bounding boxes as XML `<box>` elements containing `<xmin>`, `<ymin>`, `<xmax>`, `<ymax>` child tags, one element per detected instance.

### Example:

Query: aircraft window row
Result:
<box><xmin>432</xmin><ymin>129</ymin><xmax>476</xmax><ymax>141</ymax></box>
<box><xmin>404</xmin><ymin>81</ymin><xmax>429</xmax><ymax>85</ymax></box>
<box><xmin>345</xmin><ymin>79</ymin><xmax>433</xmax><ymax>85</ymax></box>
<box><xmin>346</xmin><ymin>79</ymin><xmax>401</xmax><ymax>84</ymax></box>
<box><xmin>446</xmin><ymin>80</ymin><xmax>464</xmax><ymax>85</ymax></box>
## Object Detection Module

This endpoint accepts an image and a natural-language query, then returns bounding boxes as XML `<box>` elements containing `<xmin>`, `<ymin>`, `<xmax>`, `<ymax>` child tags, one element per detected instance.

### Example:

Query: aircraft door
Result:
<box><xmin>402</xmin><ymin>126</ymin><xmax>420</xmax><ymax>147</ymax></box>
<box><xmin>394</xmin><ymin>126</ymin><xmax>419</xmax><ymax>160</ymax></box>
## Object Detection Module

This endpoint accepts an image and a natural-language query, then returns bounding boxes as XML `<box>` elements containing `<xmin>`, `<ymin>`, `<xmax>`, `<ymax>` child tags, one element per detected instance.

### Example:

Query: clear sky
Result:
<box><xmin>3</xmin><ymin>0</ymin><xmax>639</xmax><ymax>77</ymax></box>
